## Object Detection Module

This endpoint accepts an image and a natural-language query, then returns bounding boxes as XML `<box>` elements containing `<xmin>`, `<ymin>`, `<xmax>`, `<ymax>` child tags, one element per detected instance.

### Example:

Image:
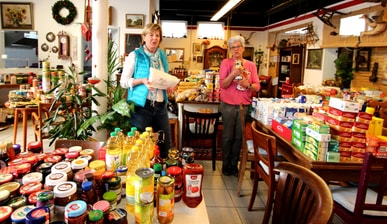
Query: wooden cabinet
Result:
<box><xmin>277</xmin><ymin>46</ymin><xmax>304</xmax><ymax>97</ymax></box>
<box><xmin>203</xmin><ymin>45</ymin><xmax>227</xmax><ymax>70</ymax></box>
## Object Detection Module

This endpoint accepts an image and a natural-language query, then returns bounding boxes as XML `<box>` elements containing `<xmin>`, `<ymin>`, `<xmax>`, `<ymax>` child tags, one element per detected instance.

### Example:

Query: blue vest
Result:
<box><xmin>127</xmin><ymin>46</ymin><xmax>169</xmax><ymax>107</ymax></box>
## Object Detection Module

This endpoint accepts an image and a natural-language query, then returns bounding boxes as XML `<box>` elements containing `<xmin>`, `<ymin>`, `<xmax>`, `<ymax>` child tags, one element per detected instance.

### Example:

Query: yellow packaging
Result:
<box><xmin>372</xmin><ymin>117</ymin><xmax>384</xmax><ymax>136</ymax></box>
<box><xmin>89</xmin><ymin>160</ymin><xmax>106</xmax><ymax>172</ymax></box>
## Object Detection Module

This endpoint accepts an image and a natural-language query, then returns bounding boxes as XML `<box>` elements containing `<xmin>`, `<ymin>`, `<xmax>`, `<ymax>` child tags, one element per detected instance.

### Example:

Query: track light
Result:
<box><xmin>210</xmin><ymin>0</ymin><xmax>244</xmax><ymax>21</ymax></box>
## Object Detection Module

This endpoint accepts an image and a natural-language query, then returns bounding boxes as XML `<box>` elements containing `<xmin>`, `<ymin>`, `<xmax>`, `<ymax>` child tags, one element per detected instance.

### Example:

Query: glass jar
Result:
<box><xmin>19</xmin><ymin>181</ymin><xmax>43</xmax><ymax>196</ymax></box>
<box><xmin>44</xmin><ymin>172</ymin><xmax>67</xmax><ymax>191</ymax></box>
<box><xmin>37</xmin><ymin>162</ymin><xmax>53</xmax><ymax>185</ymax></box>
<box><xmin>181</xmin><ymin>147</ymin><xmax>195</xmax><ymax>165</ymax></box>
<box><xmin>167</xmin><ymin>166</ymin><xmax>183</xmax><ymax>202</ymax></box>
<box><xmin>53</xmin><ymin>181</ymin><xmax>78</xmax><ymax>207</ymax></box>
<box><xmin>25</xmin><ymin>206</ymin><xmax>50</xmax><ymax>224</ymax></box>
<box><xmin>10</xmin><ymin>205</ymin><xmax>35</xmax><ymax>223</ymax></box>
<box><xmin>88</xmin><ymin>209</ymin><xmax>104</xmax><ymax>224</ymax></box>
<box><xmin>82</xmin><ymin>181</ymin><xmax>97</xmax><ymax>205</ymax></box>
<box><xmin>89</xmin><ymin>160</ymin><xmax>106</xmax><ymax>172</ymax></box>
<box><xmin>64</xmin><ymin>200</ymin><xmax>87</xmax><ymax>224</ymax></box>
<box><xmin>71</xmin><ymin>158</ymin><xmax>88</xmax><ymax>174</ymax></box>
<box><xmin>51</xmin><ymin>161</ymin><xmax>73</xmax><ymax>181</ymax></box>
<box><xmin>92</xmin><ymin>200</ymin><xmax>110</xmax><ymax>222</ymax></box>
<box><xmin>102</xmin><ymin>191</ymin><xmax>117</xmax><ymax>211</ymax></box>
<box><xmin>115</xmin><ymin>166</ymin><xmax>127</xmax><ymax>198</ymax></box>
<box><xmin>107</xmin><ymin>176</ymin><xmax>122</xmax><ymax>204</ymax></box>
<box><xmin>182</xmin><ymin>163</ymin><xmax>204</xmax><ymax>208</ymax></box>
<box><xmin>156</xmin><ymin>176</ymin><xmax>175</xmax><ymax>224</ymax></box>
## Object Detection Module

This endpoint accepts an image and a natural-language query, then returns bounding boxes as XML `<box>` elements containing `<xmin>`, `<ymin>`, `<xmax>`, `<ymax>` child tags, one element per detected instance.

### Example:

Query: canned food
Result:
<box><xmin>134</xmin><ymin>203</ymin><xmax>153</xmax><ymax>224</ymax></box>
<box><xmin>156</xmin><ymin>176</ymin><xmax>175</xmax><ymax>224</ymax></box>
<box><xmin>134</xmin><ymin>168</ymin><xmax>154</xmax><ymax>205</ymax></box>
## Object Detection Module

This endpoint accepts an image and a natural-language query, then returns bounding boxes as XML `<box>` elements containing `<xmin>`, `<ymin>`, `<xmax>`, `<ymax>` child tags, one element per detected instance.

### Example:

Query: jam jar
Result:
<box><xmin>7</xmin><ymin>195</ymin><xmax>27</xmax><ymax>210</ymax></box>
<box><xmin>0</xmin><ymin>182</ymin><xmax>21</xmax><ymax>198</ymax></box>
<box><xmin>25</xmin><ymin>206</ymin><xmax>50</xmax><ymax>224</ymax></box>
<box><xmin>44</xmin><ymin>172</ymin><xmax>67</xmax><ymax>191</ymax></box>
<box><xmin>0</xmin><ymin>206</ymin><xmax>13</xmax><ymax>224</ymax></box>
<box><xmin>68</xmin><ymin>146</ymin><xmax>82</xmax><ymax>153</ymax></box>
<box><xmin>0</xmin><ymin>174</ymin><xmax>13</xmax><ymax>185</ymax></box>
<box><xmin>0</xmin><ymin>190</ymin><xmax>10</xmax><ymax>206</ymax></box>
<box><xmin>79</xmin><ymin>149</ymin><xmax>94</xmax><ymax>157</ymax></box>
<box><xmin>19</xmin><ymin>181</ymin><xmax>43</xmax><ymax>196</ymax></box>
<box><xmin>51</xmin><ymin>161</ymin><xmax>73</xmax><ymax>181</ymax></box>
<box><xmin>88</xmin><ymin>209</ymin><xmax>104</xmax><ymax>224</ymax></box>
<box><xmin>10</xmin><ymin>205</ymin><xmax>36</xmax><ymax>223</ymax></box>
<box><xmin>22</xmin><ymin>172</ymin><xmax>43</xmax><ymax>185</ymax></box>
<box><xmin>92</xmin><ymin>200</ymin><xmax>110</xmax><ymax>222</ymax></box>
<box><xmin>37</xmin><ymin>162</ymin><xmax>53</xmax><ymax>185</ymax></box>
<box><xmin>89</xmin><ymin>160</ymin><xmax>106</xmax><ymax>172</ymax></box>
<box><xmin>71</xmin><ymin>158</ymin><xmax>88</xmax><ymax>174</ymax></box>
<box><xmin>166</xmin><ymin>166</ymin><xmax>183</xmax><ymax>202</ymax></box>
<box><xmin>102</xmin><ymin>191</ymin><xmax>117</xmax><ymax>211</ymax></box>
<box><xmin>65</xmin><ymin>152</ymin><xmax>79</xmax><ymax>163</ymax></box>
<box><xmin>156</xmin><ymin>176</ymin><xmax>175</xmax><ymax>224</ymax></box>
<box><xmin>64</xmin><ymin>200</ymin><xmax>87</xmax><ymax>224</ymax></box>
<box><xmin>53</xmin><ymin>181</ymin><xmax>78</xmax><ymax>207</ymax></box>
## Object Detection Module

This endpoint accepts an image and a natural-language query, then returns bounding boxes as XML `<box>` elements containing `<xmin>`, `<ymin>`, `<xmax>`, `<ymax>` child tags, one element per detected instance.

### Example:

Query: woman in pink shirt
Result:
<box><xmin>219</xmin><ymin>35</ymin><xmax>260</xmax><ymax>176</ymax></box>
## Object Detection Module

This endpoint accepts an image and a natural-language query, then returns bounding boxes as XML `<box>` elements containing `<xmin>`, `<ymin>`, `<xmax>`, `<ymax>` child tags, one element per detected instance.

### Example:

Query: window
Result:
<box><xmin>339</xmin><ymin>15</ymin><xmax>365</xmax><ymax>36</ymax></box>
<box><xmin>197</xmin><ymin>22</ymin><xmax>225</xmax><ymax>40</ymax></box>
<box><xmin>161</xmin><ymin>20</ymin><xmax>187</xmax><ymax>38</ymax></box>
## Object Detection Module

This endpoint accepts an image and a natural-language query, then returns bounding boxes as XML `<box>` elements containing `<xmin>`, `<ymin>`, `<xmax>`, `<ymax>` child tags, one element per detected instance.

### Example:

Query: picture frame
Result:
<box><xmin>0</xmin><ymin>2</ymin><xmax>33</xmax><ymax>29</ymax></box>
<box><xmin>306</xmin><ymin>49</ymin><xmax>323</xmax><ymax>69</ymax></box>
<box><xmin>124</xmin><ymin>33</ymin><xmax>142</xmax><ymax>54</ymax></box>
<box><xmin>292</xmin><ymin>53</ymin><xmax>300</xmax><ymax>64</ymax></box>
<box><xmin>197</xmin><ymin>56</ymin><xmax>203</xmax><ymax>63</ymax></box>
<box><xmin>355</xmin><ymin>48</ymin><xmax>371</xmax><ymax>71</ymax></box>
<box><xmin>125</xmin><ymin>14</ymin><xmax>144</xmax><ymax>29</ymax></box>
<box><xmin>193</xmin><ymin>43</ymin><xmax>202</xmax><ymax>55</ymax></box>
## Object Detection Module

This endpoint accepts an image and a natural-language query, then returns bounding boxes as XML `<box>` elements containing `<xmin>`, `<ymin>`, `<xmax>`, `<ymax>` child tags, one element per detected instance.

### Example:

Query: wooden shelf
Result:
<box><xmin>0</xmin><ymin>84</ymin><xmax>20</xmax><ymax>89</ymax></box>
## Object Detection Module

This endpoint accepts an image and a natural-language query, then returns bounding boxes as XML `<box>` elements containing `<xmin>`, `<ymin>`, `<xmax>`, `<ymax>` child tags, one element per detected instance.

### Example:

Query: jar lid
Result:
<box><xmin>78</xmin><ymin>155</ymin><xmax>92</xmax><ymax>162</ymax></box>
<box><xmin>167</xmin><ymin>166</ymin><xmax>182</xmax><ymax>175</ymax></box>
<box><xmin>64</xmin><ymin>200</ymin><xmax>87</xmax><ymax>218</ymax></box>
<box><xmin>11</xmin><ymin>205</ymin><xmax>35</xmax><ymax>223</ymax></box>
<box><xmin>93</xmin><ymin>170</ymin><xmax>103</xmax><ymax>179</ymax></box>
<box><xmin>28</xmin><ymin>190</ymin><xmax>43</xmax><ymax>205</ymax></box>
<box><xmin>80</xmin><ymin>149</ymin><xmax>94</xmax><ymax>156</ymax></box>
<box><xmin>71</xmin><ymin>158</ymin><xmax>88</xmax><ymax>170</ymax></box>
<box><xmin>89</xmin><ymin>160</ymin><xmax>105</xmax><ymax>170</ymax></box>
<box><xmin>68</xmin><ymin>146</ymin><xmax>82</xmax><ymax>153</ymax></box>
<box><xmin>153</xmin><ymin>163</ymin><xmax>162</xmax><ymax>171</ymax></box>
<box><xmin>7</xmin><ymin>195</ymin><xmax>27</xmax><ymax>209</ymax></box>
<box><xmin>0</xmin><ymin>206</ymin><xmax>13</xmax><ymax>222</ymax></box>
<box><xmin>35</xmin><ymin>153</ymin><xmax>47</xmax><ymax>162</ymax></box>
<box><xmin>81</xmin><ymin>181</ymin><xmax>93</xmax><ymax>191</ymax></box>
<box><xmin>10</xmin><ymin>163</ymin><xmax>31</xmax><ymax>174</ymax></box>
<box><xmin>25</xmin><ymin>206</ymin><xmax>50</xmax><ymax>222</ymax></box>
<box><xmin>22</xmin><ymin>155</ymin><xmax>38</xmax><ymax>166</ymax></box>
<box><xmin>158</xmin><ymin>176</ymin><xmax>175</xmax><ymax>185</ymax></box>
<box><xmin>16</xmin><ymin>151</ymin><xmax>33</xmax><ymax>158</ymax></box>
<box><xmin>22</xmin><ymin>172</ymin><xmax>43</xmax><ymax>185</ymax></box>
<box><xmin>53</xmin><ymin>147</ymin><xmax>68</xmax><ymax>156</ymax></box>
<box><xmin>8</xmin><ymin>158</ymin><xmax>24</xmax><ymax>166</ymax></box>
<box><xmin>53</xmin><ymin>181</ymin><xmax>77</xmax><ymax>198</ymax></box>
<box><xmin>88</xmin><ymin>209</ymin><xmax>103</xmax><ymax>221</ymax></box>
<box><xmin>0</xmin><ymin>182</ymin><xmax>20</xmax><ymax>194</ymax></box>
<box><xmin>0</xmin><ymin>173</ymin><xmax>13</xmax><ymax>184</ymax></box>
<box><xmin>65</xmin><ymin>151</ymin><xmax>79</xmax><ymax>159</ymax></box>
<box><xmin>0</xmin><ymin>189</ymin><xmax>10</xmax><ymax>201</ymax></box>
<box><xmin>52</xmin><ymin>161</ymin><xmax>71</xmax><ymax>173</ymax></box>
<box><xmin>36</xmin><ymin>190</ymin><xmax>54</xmax><ymax>202</ymax></box>
<box><xmin>44</xmin><ymin>155</ymin><xmax>62</xmax><ymax>163</ymax></box>
<box><xmin>135</xmin><ymin>168</ymin><xmax>154</xmax><ymax>179</ymax></box>
<box><xmin>102</xmin><ymin>170</ymin><xmax>115</xmax><ymax>179</ymax></box>
<box><xmin>19</xmin><ymin>182</ymin><xmax>42</xmax><ymax>195</ymax></box>
<box><xmin>102</xmin><ymin>191</ymin><xmax>117</xmax><ymax>201</ymax></box>
<box><xmin>45</xmin><ymin>172</ymin><xmax>67</xmax><ymax>186</ymax></box>
<box><xmin>27</xmin><ymin>141</ymin><xmax>41</xmax><ymax>149</ymax></box>
<box><xmin>92</xmin><ymin>200</ymin><xmax>110</xmax><ymax>212</ymax></box>
<box><xmin>116</xmin><ymin>165</ymin><xmax>128</xmax><ymax>173</ymax></box>
<box><xmin>38</xmin><ymin>162</ymin><xmax>53</xmax><ymax>171</ymax></box>
<box><xmin>107</xmin><ymin>176</ymin><xmax>121</xmax><ymax>187</ymax></box>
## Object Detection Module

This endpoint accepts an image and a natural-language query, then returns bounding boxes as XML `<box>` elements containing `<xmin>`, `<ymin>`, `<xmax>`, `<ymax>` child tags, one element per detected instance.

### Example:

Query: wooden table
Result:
<box><xmin>13</xmin><ymin>107</ymin><xmax>38</xmax><ymax>152</ymax></box>
<box><xmin>253</xmin><ymin>120</ymin><xmax>370</xmax><ymax>183</ymax></box>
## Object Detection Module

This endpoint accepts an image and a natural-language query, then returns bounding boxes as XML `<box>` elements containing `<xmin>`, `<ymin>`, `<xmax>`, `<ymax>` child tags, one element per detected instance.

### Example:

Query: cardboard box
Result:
<box><xmin>271</xmin><ymin>119</ymin><xmax>292</xmax><ymax>142</ymax></box>
<box><xmin>306</xmin><ymin>127</ymin><xmax>331</xmax><ymax>142</ymax></box>
<box><xmin>329</xmin><ymin>97</ymin><xmax>360</xmax><ymax>113</ymax></box>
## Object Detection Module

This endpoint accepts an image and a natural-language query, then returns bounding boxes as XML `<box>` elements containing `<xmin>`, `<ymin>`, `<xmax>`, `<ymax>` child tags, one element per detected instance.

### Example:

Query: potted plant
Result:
<box><xmin>334</xmin><ymin>53</ymin><xmax>354</xmax><ymax>89</ymax></box>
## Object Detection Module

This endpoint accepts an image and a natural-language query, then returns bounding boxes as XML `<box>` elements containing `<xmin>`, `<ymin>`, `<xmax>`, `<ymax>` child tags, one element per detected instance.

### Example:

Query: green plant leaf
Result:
<box><xmin>112</xmin><ymin>99</ymin><xmax>131</xmax><ymax>117</ymax></box>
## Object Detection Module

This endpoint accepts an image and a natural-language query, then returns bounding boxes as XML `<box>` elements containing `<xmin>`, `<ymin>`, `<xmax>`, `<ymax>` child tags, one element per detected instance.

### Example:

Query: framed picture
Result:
<box><xmin>124</xmin><ymin>33</ymin><xmax>142</xmax><ymax>54</ymax></box>
<box><xmin>125</xmin><ymin>14</ymin><xmax>144</xmax><ymax>29</ymax></box>
<box><xmin>0</xmin><ymin>2</ymin><xmax>33</xmax><ymax>29</ymax></box>
<box><xmin>292</xmin><ymin>53</ymin><xmax>300</xmax><ymax>64</ymax></box>
<box><xmin>193</xmin><ymin>43</ymin><xmax>201</xmax><ymax>55</ymax></box>
<box><xmin>197</xmin><ymin>56</ymin><xmax>203</xmax><ymax>63</ymax></box>
<box><xmin>306</xmin><ymin>49</ymin><xmax>323</xmax><ymax>69</ymax></box>
<box><xmin>355</xmin><ymin>48</ymin><xmax>371</xmax><ymax>71</ymax></box>
<box><xmin>243</xmin><ymin>47</ymin><xmax>254</xmax><ymax>61</ymax></box>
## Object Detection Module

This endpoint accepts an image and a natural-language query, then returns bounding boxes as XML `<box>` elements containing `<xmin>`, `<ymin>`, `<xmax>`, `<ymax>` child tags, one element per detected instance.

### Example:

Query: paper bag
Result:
<box><xmin>149</xmin><ymin>68</ymin><xmax>180</xmax><ymax>89</ymax></box>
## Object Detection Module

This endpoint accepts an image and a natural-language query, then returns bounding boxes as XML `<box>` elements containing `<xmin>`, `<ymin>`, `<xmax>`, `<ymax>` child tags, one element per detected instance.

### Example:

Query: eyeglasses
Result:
<box><xmin>230</xmin><ymin>45</ymin><xmax>242</xmax><ymax>50</ymax></box>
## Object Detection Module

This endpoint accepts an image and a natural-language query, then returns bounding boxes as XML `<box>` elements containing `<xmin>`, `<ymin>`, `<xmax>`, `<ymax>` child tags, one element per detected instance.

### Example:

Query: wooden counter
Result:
<box><xmin>253</xmin><ymin>120</ymin><xmax>377</xmax><ymax>183</ymax></box>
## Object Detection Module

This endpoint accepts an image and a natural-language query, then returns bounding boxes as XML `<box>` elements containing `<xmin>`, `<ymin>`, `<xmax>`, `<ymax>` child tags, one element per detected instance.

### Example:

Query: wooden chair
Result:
<box><xmin>237</xmin><ymin>104</ymin><xmax>255</xmax><ymax>196</ymax></box>
<box><xmin>31</xmin><ymin>102</ymin><xmax>57</xmax><ymax>151</ymax></box>
<box><xmin>331</xmin><ymin>152</ymin><xmax>387</xmax><ymax>224</ymax></box>
<box><xmin>181</xmin><ymin>106</ymin><xmax>222</xmax><ymax>170</ymax></box>
<box><xmin>55</xmin><ymin>139</ymin><xmax>105</xmax><ymax>160</ymax></box>
<box><xmin>249</xmin><ymin>120</ymin><xmax>279</xmax><ymax>223</ymax></box>
<box><xmin>271</xmin><ymin>162</ymin><xmax>334</xmax><ymax>224</ymax></box>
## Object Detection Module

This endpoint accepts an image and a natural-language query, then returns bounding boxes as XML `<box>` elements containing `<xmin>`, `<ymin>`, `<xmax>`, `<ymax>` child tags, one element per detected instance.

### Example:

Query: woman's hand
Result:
<box><xmin>143</xmin><ymin>78</ymin><xmax>155</xmax><ymax>91</ymax></box>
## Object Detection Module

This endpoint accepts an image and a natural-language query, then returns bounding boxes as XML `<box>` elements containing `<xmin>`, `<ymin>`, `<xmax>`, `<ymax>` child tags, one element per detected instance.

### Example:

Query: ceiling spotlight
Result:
<box><xmin>211</xmin><ymin>0</ymin><xmax>244</xmax><ymax>21</ymax></box>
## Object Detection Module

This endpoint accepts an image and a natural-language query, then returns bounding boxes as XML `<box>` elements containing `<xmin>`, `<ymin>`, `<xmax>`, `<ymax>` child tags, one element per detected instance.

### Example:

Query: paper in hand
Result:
<box><xmin>149</xmin><ymin>67</ymin><xmax>180</xmax><ymax>89</ymax></box>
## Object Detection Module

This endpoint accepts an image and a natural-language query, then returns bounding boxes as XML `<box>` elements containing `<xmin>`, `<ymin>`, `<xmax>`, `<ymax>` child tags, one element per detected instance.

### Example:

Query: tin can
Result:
<box><xmin>156</xmin><ymin>176</ymin><xmax>175</xmax><ymax>224</ymax></box>
<box><xmin>134</xmin><ymin>203</ymin><xmax>153</xmax><ymax>224</ymax></box>
<box><xmin>134</xmin><ymin>168</ymin><xmax>154</xmax><ymax>205</ymax></box>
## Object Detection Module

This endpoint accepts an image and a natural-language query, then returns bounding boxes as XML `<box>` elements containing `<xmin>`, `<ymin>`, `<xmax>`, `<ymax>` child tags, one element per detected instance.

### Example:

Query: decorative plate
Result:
<box><xmin>41</xmin><ymin>43</ymin><xmax>49</xmax><ymax>52</ymax></box>
<box><xmin>52</xmin><ymin>46</ymin><xmax>59</xmax><ymax>53</ymax></box>
<box><xmin>46</xmin><ymin>32</ymin><xmax>56</xmax><ymax>42</ymax></box>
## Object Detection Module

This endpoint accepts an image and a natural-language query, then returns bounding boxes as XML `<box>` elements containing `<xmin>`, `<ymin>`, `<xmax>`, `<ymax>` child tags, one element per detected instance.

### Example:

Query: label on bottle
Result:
<box><xmin>184</xmin><ymin>174</ymin><xmax>202</xmax><ymax>197</ymax></box>
<box><xmin>105</xmin><ymin>153</ymin><xmax>121</xmax><ymax>171</ymax></box>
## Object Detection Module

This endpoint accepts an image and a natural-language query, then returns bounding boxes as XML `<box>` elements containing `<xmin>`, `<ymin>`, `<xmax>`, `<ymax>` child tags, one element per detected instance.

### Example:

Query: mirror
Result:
<box><xmin>165</xmin><ymin>48</ymin><xmax>184</xmax><ymax>62</ymax></box>
<box><xmin>1</xmin><ymin>30</ymin><xmax>38</xmax><ymax>68</ymax></box>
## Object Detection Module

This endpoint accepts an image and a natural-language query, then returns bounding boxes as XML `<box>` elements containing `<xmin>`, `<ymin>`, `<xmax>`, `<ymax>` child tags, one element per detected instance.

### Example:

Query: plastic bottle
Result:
<box><xmin>122</xmin><ymin>131</ymin><xmax>135</xmax><ymax>165</ymax></box>
<box><xmin>125</xmin><ymin>145</ymin><xmax>140</xmax><ymax>214</ymax></box>
<box><xmin>131</xmin><ymin>126</ymin><xmax>140</xmax><ymax>140</ymax></box>
<box><xmin>105</xmin><ymin>132</ymin><xmax>121</xmax><ymax>171</ymax></box>
<box><xmin>145</xmin><ymin>127</ymin><xmax>156</xmax><ymax>158</ymax></box>
<box><xmin>135</xmin><ymin>139</ymin><xmax>149</xmax><ymax>168</ymax></box>
<box><xmin>114</xmin><ymin>127</ymin><xmax>124</xmax><ymax>148</ymax></box>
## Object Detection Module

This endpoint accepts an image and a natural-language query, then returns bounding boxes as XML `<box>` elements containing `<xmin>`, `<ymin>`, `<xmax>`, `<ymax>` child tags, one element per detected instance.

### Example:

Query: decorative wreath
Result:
<box><xmin>52</xmin><ymin>0</ymin><xmax>77</xmax><ymax>25</ymax></box>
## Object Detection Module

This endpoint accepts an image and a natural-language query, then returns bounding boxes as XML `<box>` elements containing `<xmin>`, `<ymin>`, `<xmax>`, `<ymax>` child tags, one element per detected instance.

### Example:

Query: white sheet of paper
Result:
<box><xmin>149</xmin><ymin>68</ymin><xmax>180</xmax><ymax>89</ymax></box>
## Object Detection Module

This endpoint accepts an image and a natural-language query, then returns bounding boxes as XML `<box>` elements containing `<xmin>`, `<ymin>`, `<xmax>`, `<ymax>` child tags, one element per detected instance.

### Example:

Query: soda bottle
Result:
<box><xmin>105</xmin><ymin>132</ymin><xmax>121</xmax><ymax>171</ymax></box>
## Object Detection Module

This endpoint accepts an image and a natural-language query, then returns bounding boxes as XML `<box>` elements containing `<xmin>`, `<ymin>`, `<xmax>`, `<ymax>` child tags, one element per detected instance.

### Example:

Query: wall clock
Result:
<box><xmin>58</xmin><ymin>32</ymin><xmax>70</xmax><ymax>59</ymax></box>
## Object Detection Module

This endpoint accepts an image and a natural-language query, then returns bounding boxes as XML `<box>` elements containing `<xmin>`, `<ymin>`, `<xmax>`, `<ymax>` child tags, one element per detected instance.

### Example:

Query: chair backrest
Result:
<box><xmin>251</xmin><ymin>120</ymin><xmax>277</xmax><ymax>185</ymax></box>
<box><xmin>272</xmin><ymin>162</ymin><xmax>334</xmax><ymax>224</ymax></box>
<box><xmin>181</xmin><ymin>106</ymin><xmax>222</xmax><ymax>144</ymax></box>
<box><xmin>31</xmin><ymin>102</ymin><xmax>54</xmax><ymax>148</ymax></box>
<box><xmin>353</xmin><ymin>152</ymin><xmax>387</xmax><ymax>221</ymax></box>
